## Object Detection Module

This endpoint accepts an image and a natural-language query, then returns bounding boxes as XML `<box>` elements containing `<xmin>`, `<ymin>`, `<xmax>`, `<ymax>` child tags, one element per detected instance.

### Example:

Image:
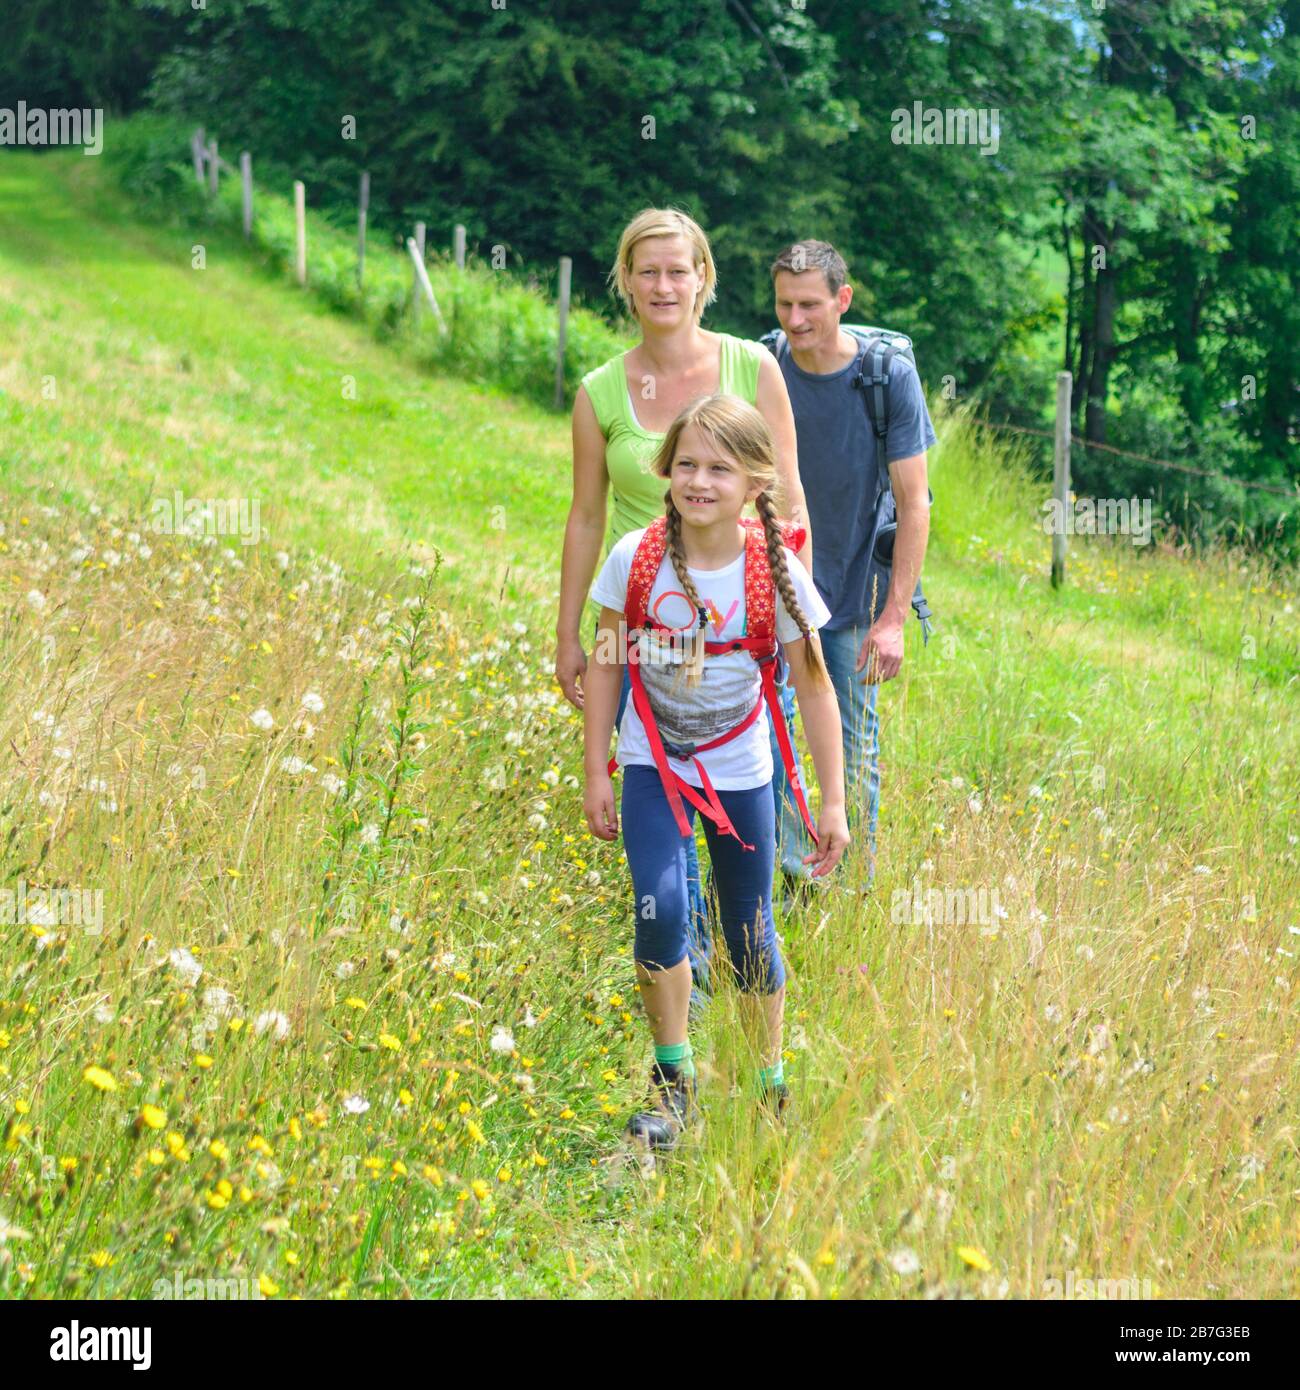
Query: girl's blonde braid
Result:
<box><xmin>662</xmin><ymin>500</ymin><xmax>708</xmax><ymax>689</ymax></box>
<box><xmin>754</xmin><ymin>489</ymin><xmax>830</xmax><ymax>690</ymax></box>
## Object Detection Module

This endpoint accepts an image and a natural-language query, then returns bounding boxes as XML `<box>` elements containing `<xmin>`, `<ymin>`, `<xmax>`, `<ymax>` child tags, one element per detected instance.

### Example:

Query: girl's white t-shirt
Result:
<box><xmin>590</xmin><ymin>528</ymin><xmax>831</xmax><ymax>790</ymax></box>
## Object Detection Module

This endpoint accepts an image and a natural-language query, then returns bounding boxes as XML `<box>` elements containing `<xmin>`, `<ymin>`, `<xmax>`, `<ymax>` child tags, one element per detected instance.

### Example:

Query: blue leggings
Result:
<box><xmin>620</xmin><ymin>764</ymin><xmax>785</xmax><ymax>995</ymax></box>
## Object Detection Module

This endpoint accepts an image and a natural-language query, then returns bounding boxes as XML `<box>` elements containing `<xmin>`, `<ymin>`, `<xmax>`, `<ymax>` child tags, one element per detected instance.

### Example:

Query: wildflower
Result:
<box><xmin>253</xmin><ymin>1010</ymin><xmax>291</xmax><ymax>1041</ymax></box>
<box><xmin>359</xmin><ymin>824</ymin><xmax>380</xmax><ymax>847</ymax></box>
<box><xmin>146</xmin><ymin>1149</ymin><xmax>165</xmax><ymax>1166</ymax></box>
<box><xmin>206</xmin><ymin>1189</ymin><xmax>229</xmax><ymax>1210</ymax></box>
<box><xmin>378</xmin><ymin>1033</ymin><xmax>401</xmax><ymax>1051</ymax></box>
<box><xmin>279</xmin><ymin>756</ymin><xmax>315</xmax><ymax>775</ymax></box>
<box><xmin>250</xmin><ymin>708</ymin><xmax>274</xmax><ymax>731</ymax></box>
<box><xmin>398</xmin><ymin>1089</ymin><xmax>415</xmax><ymax>1107</ymax></box>
<box><xmin>471</xmin><ymin>1178</ymin><xmax>491</xmax><ymax>1200</ymax></box>
<box><xmin>165</xmin><ymin>1132</ymin><xmax>191</xmax><ymax>1162</ymax></box>
<box><xmin>247</xmin><ymin>1135</ymin><xmax>273</xmax><ymax>1157</ymax></box>
<box><xmin>194</xmin><ymin>1053</ymin><xmax>214</xmax><ymax>1069</ymax></box>
<box><xmin>343</xmin><ymin>1094</ymin><xmax>370</xmax><ymax>1116</ymax></box>
<box><xmin>168</xmin><ymin>948</ymin><xmax>203</xmax><ymax>987</ymax></box>
<box><xmin>82</xmin><ymin>1065</ymin><xmax>118</xmax><ymax>1093</ymax></box>
<box><xmin>465</xmin><ymin>1119</ymin><xmax>486</xmax><ymax>1145</ymax></box>
<box><xmin>140</xmin><ymin>1105</ymin><xmax>166</xmax><ymax>1131</ymax></box>
<box><xmin>26</xmin><ymin>590</ymin><xmax>46</xmax><ymax>611</ymax></box>
<box><xmin>957</xmin><ymin>1245</ymin><xmax>993</xmax><ymax>1272</ymax></box>
<box><xmin>300</xmin><ymin>691</ymin><xmax>325</xmax><ymax>714</ymax></box>
<box><xmin>320</xmin><ymin>772</ymin><xmax>346</xmax><ymax>796</ymax></box>
<box><xmin>889</xmin><ymin>1248</ymin><xmax>921</xmax><ymax>1276</ymax></box>
<box><xmin>489</xmin><ymin>1026</ymin><xmax>515</xmax><ymax>1055</ymax></box>
<box><xmin>258</xmin><ymin>1273</ymin><xmax>280</xmax><ymax>1297</ymax></box>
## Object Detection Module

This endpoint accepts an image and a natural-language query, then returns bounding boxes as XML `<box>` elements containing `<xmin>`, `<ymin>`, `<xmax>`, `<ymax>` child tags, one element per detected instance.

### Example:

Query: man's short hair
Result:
<box><xmin>769</xmin><ymin>240</ymin><xmax>849</xmax><ymax>296</ymax></box>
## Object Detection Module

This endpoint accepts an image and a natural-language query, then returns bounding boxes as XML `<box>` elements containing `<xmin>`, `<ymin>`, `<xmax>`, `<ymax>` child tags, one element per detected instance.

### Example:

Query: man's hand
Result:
<box><xmin>858</xmin><ymin>616</ymin><xmax>904</xmax><ymax>684</ymax></box>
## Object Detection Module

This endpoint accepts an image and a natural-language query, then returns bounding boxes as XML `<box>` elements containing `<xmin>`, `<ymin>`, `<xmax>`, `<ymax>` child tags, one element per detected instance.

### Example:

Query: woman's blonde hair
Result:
<box><xmin>608</xmin><ymin>207</ymin><xmax>717</xmax><ymax>323</ymax></box>
<box><xmin>648</xmin><ymin>393</ymin><xmax>829</xmax><ymax>692</ymax></box>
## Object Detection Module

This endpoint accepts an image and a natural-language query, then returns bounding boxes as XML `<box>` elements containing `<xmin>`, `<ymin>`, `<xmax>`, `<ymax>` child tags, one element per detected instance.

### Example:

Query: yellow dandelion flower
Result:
<box><xmin>471</xmin><ymin>1178</ymin><xmax>491</xmax><ymax>1200</ymax></box>
<box><xmin>140</xmin><ymin>1104</ymin><xmax>166</xmax><ymax>1130</ymax></box>
<box><xmin>559</xmin><ymin>1107</ymin><xmax>575</xmax><ymax>1120</ymax></box>
<box><xmin>398</xmin><ymin>1089</ymin><xmax>415</xmax><ymax>1107</ymax></box>
<box><xmin>423</xmin><ymin>1165</ymin><xmax>442</xmax><ymax>1185</ymax></box>
<box><xmin>83</xmin><ymin>1065</ymin><xmax>118</xmax><ymax>1093</ymax></box>
<box><xmin>59</xmin><ymin>1156</ymin><xmax>77</xmax><ymax>1173</ymax></box>
<box><xmin>88</xmin><ymin>1250</ymin><xmax>114</xmax><ymax>1268</ymax></box>
<box><xmin>609</xmin><ymin>995</ymin><xmax>623</xmax><ymax>1007</ymax></box>
<box><xmin>247</xmin><ymin>1135</ymin><xmax>273</xmax><ymax>1157</ymax></box>
<box><xmin>146</xmin><ymin>1149</ymin><xmax>165</xmax><ymax>1166</ymax></box>
<box><xmin>14</xmin><ymin>1099</ymin><xmax>30</xmax><ymax>1115</ymax></box>
<box><xmin>288</xmin><ymin>1116</ymin><xmax>302</xmax><ymax>1140</ymax></box>
<box><xmin>258</xmin><ymin>1273</ymin><xmax>280</xmax><ymax>1297</ymax></box>
<box><xmin>239</xmin><ymin>1185</ymin><xmax>253</xmax><ymax>1202</ymax></box>
<box><xmin>205</xmin><ymin>1189</ymin><xmax>229</xmax><ymax>1210</ymax></box>
<box><xmin>601</xmin><ymin>1069</ymin><xmax>618</xmax><ymax>1083</ymax></box>
<box><xmin>392</xmin><ymin>1160</ymin><xmax>408</xmax><ymax>1177</ymax></box>
<box><xmin>215</xmin><ymin>1178</ymin><xmax>233</xmax><ymax>1200</ymax></box>
<box><xmin>344</xmin><ymin>997</ymin><xmax>367</xmax><ymax>1011</ymax></box>
<box><xmin>284</xmin><ymin>1250</ymin><xmax>298</xmax><ymax>1266</ymax></box>
<box><xmin>465</xmin><ymin>1119</ymin><xmax>486</xmax><ymax>1144</ymax></box>
<box><xmin>378</xmin><ymin>1033</ymin><xmax>401</xmax><ymax>1051</ymax></box>
<box><xmin>531</xmin><ymin>1151</ymin><xmax>548</xmax><ymax>1167</ymax></box>
<box><xmin>209</xmin><ymin>1138</ymin><xmax>230</xmax><ymax>1162</ymax></box>
<box><xmin>165</xmin><ymin>1132</ymin><xmax>190</xmax><ymax>1162</ymax></box>
<box><xmin>957</xmin><ymin>1245</ymin><xmax>992</xmax><ymax>1272</ymax></box>
<box><xmin>194</xmin><ymin>1053</ymin><xmax>214</xmax><ymax>1069</ymax></box>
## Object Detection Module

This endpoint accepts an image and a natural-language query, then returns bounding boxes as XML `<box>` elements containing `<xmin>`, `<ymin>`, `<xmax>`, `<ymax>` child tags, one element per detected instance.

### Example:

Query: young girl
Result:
<box><xmin>583</xmin><ymin>393</ymin><xmax>848</xmax><ymax>1150</ymax></box>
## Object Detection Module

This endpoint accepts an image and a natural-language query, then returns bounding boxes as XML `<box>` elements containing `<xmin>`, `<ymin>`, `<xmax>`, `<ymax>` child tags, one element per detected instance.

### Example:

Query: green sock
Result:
<box><xmin>654</xmin><ymin>1039</ymin><xmax>695</xmax><ymax>1078</ymax></box>
<box><xmin>756</xmin><ymin>1060</ymin><xmax>785</xmax><ymax>1092</ymax></box>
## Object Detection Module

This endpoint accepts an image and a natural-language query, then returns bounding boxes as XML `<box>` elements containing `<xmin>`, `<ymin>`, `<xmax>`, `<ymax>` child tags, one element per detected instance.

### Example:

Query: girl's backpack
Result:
<box><xmin>606</xmin><ymin>515</ymin><xmax>818</xmax><ymax>852</ymax></box>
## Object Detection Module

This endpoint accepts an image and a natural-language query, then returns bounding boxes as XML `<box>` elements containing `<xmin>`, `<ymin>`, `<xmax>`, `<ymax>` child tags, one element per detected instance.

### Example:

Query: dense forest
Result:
<box><xmin>5</xmin><ymin>0</ymin><xmax>1297</xmax><ymax>551</ymax></box>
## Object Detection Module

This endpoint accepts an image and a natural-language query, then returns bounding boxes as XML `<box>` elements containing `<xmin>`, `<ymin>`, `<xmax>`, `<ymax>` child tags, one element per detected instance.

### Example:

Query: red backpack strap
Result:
<box><xmin>623</xmin><ymin>516</ymin><xmax>669</xmax><ymax>629</ymax></box>
<box><xmin>741</xmin><ymin>520</ymin><xmax>777</xmax><ymax>648</ymax></box>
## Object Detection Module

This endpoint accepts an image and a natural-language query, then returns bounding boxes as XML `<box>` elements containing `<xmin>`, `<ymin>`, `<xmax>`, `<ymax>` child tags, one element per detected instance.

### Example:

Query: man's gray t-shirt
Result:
<box><xmin>776</xmin><ymin>334</ymin><xmax>937</xmax><ymax>630</ymax></box>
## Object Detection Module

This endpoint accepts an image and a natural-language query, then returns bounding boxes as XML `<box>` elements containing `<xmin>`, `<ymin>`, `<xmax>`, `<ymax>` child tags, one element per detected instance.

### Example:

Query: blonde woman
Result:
<box><xmin>554</xmin><ymin>207</ymin><xmax>812</xmax><ymax>997</ymax></box>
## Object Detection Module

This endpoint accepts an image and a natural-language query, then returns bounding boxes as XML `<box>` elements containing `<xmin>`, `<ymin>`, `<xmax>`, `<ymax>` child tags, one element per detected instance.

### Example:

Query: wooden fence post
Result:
<box><xmin>240</xmin><ymin>152</ymin><xmax>253</xmax><ymax>238</ymax></box>
<box><xmin>412</xmin><ymin>222</ymin><xmax>426</xmax><ymax>323</ymax></box>
<box><xmin>554</xmin><ymin>255</ymin><xmax>573</xmax><ymax>410</ymax></box>
<box><xmin>453</xmin><ymin>224</ymin><xmax>466</xmax><ymax>270</ymax></box>
<box><xmin>356</xmin><ymin>171</ymin><xmax>369</xmax><ymax>290</ymax></box>
<box><xmin>406</xmin><ymin>237</ymin><xmax>447</xmax><ymax>335</ymax></box>
<box><xmin>192</xmin><ymin>128</ymin><xmax>206</xmax><ymax>186</ymax></box>
<box><xmin>294</xmin><ymin>181</ymin><xmax>307</xmax><ymax>287</ymax></box>
<box><xmin>207</xmin><ymin>138</ymin><xmax>219</xmax><ymax>196</ymax></box>
<box><xmin>1051</xmin><ymin>371</ymin><xmax>1072</xmax><ymax>589</ymax></box>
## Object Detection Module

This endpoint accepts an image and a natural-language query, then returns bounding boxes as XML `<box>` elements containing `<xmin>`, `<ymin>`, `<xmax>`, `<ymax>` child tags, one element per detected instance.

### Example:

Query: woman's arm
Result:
<box><xmin>555</xmin><ymin>385</ymin><xmax>610</xmax><ymax>710</ymax></box>
<box><xmin>583</xmin><ymin>605</ymin><xmax>626</xmax><ymax>840</ymax></box>
<box><xmin>755</xmin><ymin>350</ymin><xmax>813</xmax><ymax>576</ymax></box>
<box><xmin>783</xmin><ymin>633</ymin><xmax>849</xmax><ymax>876</ymax></box>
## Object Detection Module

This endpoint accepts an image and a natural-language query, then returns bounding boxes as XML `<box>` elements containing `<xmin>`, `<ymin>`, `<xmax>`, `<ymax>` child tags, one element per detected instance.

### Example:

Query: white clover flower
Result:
<box><xmin>359</xmin><ymin>823</ymin><xmax>380</xmax><ymax>847</ymax></box>
<box><xmin>250</xmin><ymin>708</ymin><xmax>274</xmax><ymax>731</ymax></box>
<box><xmin>489</xmin><ymin>1025</ymin><xmax>516</xmax><ymax>1055</ymax></box>
<box><xmin>342</xmin><ymin>1094</ymin><xmax>370</xmax><ymax>1116</ymax></box>
<box><xmin>320</xmin><ymin>772</ymin><xmax>346</xmax><ymax>796</ymax></box>
<box><xmin>26</xmin><ymin>590</ymin><xmax>46</xmax><ymax>611</ymax></box>
<box><xmin>1027</xmin><ymin>784</ymin><xmax>1044</xmax><ymax>799</ymax></box>
<box><xmin>889</xmin><ymin>1248</ymin><xmax>921</xmax><ymax>1276</ymax></box>
<box><xmin>300</xmin><ymin>691</ymin><xmax>325</xmax><ymax>714</ymax></box>
<box><xmin>168</xmin><ymin>948</ymin><xmax>203</xmax><ymax>987</ymax></box>
<box><xmin>279</xmin><ymin>756</ymin><xmax>316</xmax><ymax>775</ymax></box>
<box><xmin>254</xmin><ymin>1010</ymin><xmax>291</xmax><ymax>1041</ymax></box>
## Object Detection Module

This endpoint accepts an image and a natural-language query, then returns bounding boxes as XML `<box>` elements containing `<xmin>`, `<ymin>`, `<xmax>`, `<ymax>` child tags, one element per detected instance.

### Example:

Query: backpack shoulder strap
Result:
<box><xmin>740</xmin><ymin>520</ymin><xmax>777</xmax><ymax>649</ymax></box>
<box><xmin>624</xmin><ymin>518</ymin><xmax>668</xmax><ymax>630</ymax></box>
<box><xmin>758</xmin><ymin>328</ymin><xmax>786</xmax><ymax>361</ymax></box>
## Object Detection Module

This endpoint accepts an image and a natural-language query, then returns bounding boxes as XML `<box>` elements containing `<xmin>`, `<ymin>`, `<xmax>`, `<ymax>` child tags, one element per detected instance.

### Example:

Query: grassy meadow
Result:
<box><xmin>0</xmin><ymin>149</ymin><xmax>1298</xmax><ymax>1300</ymax></box>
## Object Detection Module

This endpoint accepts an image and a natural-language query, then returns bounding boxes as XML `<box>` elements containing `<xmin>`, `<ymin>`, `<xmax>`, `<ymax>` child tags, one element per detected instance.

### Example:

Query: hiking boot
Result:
<box><xmin>626</xmin><ymin>1061</ymin><xmax>697</xmax><ymax>1151</ymax></box>
<box><xmin>758</xmin><ymin>1081</ymin><xmax>792</xmax><ymax>1125</ymax></box>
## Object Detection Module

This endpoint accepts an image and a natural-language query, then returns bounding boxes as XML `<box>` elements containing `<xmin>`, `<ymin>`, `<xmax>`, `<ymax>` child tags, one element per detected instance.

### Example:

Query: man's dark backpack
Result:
<box><xmin>760</xmin><ymin>324</ymin><xmax>935</xmax><ymax>640</ymax></box>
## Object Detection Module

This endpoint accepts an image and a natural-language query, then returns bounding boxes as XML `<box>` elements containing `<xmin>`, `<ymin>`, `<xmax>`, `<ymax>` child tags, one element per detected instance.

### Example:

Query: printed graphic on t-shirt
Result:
<box><xmin>634</xmin><ymin>584</ymin><xmax>755</xmax><ymax>747</ymax></box>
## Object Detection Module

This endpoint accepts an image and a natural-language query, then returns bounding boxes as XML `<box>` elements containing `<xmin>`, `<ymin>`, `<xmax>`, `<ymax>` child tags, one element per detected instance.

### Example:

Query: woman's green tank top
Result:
<box><xmin>580</xmin><ymin>333</ymin><xmax>764</xmax><ymax>555</ymax></box>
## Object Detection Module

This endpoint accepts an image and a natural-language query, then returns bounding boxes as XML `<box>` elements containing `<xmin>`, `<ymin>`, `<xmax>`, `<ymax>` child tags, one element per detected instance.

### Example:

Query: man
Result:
<box><xmin>766</xmin><ymin>240</ymin><xmax>934</xmax><ymax>899</ymax></box>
